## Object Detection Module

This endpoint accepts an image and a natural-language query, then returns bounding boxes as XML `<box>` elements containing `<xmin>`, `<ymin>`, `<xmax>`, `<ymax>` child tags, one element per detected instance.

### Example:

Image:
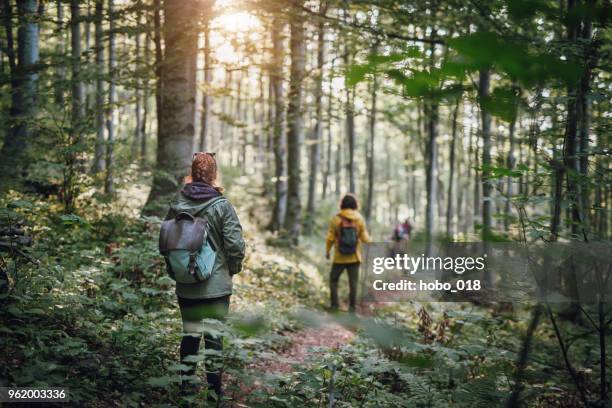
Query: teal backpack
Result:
<box><xmin>159</xmin><ymin>197</ymin><xmax>225</xmax><ymax>284</ymax></box>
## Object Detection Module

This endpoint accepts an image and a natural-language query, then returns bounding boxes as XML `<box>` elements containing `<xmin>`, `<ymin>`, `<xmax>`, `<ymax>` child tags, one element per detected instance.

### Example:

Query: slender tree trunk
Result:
<box><xmin>70</xmin><ymin>0</ymin><xmax>85</xmax><ymax>153</ymax></box>
<box><xmin>335</xmin><ymin>127</ymin><xmax>341</xmax><ymax>195</ymax></box>
<box><xmin>305</xmin><ymin>1</ymin><xmax>327</xmax><ymax>233</ymax></box>
<box><xmin>322</xmin><ymin>58</ymin><xmax>334</xmax><ymax>199</ymax></box>
<box><xmin>268</xmin><ymin>19</ymin><xmax>287</xmax><ymax>231</ymax></box>
<box><xmin>54</xmin><ymin>0</ymin><xmax>65</xmax><ymax>105</ymax></box>
<box><xmin>424</xmin><ymin>32</ymin><xmax>438</xmax><ymax>254</ymax></box>
<box><xmin>0</xmin><ymin>0</ymin><xmax>39</xmax><ymax>178</ymax></box>
<box><xmin>104</xmin><ymin>0</ymin><xmax>116</xmax><ymax>194</ymax></box>
<box><xmin>153</xmin><ymin>0</ymin><xmax>162</xmax><ymax>137</ymax></box>
<box><xmin>131</xmin><ymin>5</ymin><xmax>142</xmax><ymax>159</ymax></box>
<box><xmin>505</xmin><ymin>96</ymin><xmax>518</xmax><ymax>232</ymax></box>
<box><xmin>345</xmin><ymin>74</ymin><xmax>356</xmax><ymax>193</ymax></box>
<box><xmin>144</xmin><ymin>0</ymin><xmax>200</xmax><ymax>213</ymax></box>
<box><xmin>446</xmin><ymin>97</ymin><xmax>460</xmax><ymax>238</ymax></box>
<box><xmin>479</xmin><ymin>69</ymin><xmax>492</xmax><ymax>241</ymax></box>
<box><xmin>199</xmin><ymin>19</ymin><xmax>212</xmax><ymax>151</ymax></box>
<box><xmin>342</xmin><ymin>6</ymin><xmax>355</xmax><ymax>193</ymax></box>
<box><xmin>92</xmin><ymin>0</ymin><xmax>105</xmax><ymax>173</ymax></box>
<box><xmin>424</xmin><ymin>99</ymin><xmax>438</xmax><ymax>254</ymax></box>
<box><xmin>578</xmin><ymin>1</ymin><xmax>595</xmax><ymax>237</ymax></box>
<box><xmin>283</xmin><ymin>4</ymin><xmax>305</xmax><ymax>242</ymax></box>
<box><xmin>141</xmin><ymin>22</ymin><xmax>150</xmax><ymax>159</ymax></box>
<box><xmin>365</xmin><ymin>55</ymin><xmax>378</xmax><ymax>224</ymax></box>
<box><xmin>84</xmin><ymin>0</ymin><xmax>92</xmax><ymax>112</ymax></box>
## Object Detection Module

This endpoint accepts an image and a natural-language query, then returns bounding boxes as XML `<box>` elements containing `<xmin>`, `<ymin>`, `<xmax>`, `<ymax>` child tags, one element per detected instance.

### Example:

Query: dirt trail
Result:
<box><xmin>261</xmin><ymin>319</ymin><xmax>355</xmax><ymax>374</ymax></box>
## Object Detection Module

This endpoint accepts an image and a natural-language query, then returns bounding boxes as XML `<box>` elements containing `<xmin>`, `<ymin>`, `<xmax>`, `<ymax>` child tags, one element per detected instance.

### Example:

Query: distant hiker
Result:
<box><xmin>392</xmin><ymin>219</ymin><xmax>412</xmax><ymax>242</ymax></box>
<box><xmin>160</xmin><ymin>152</ymin><xmax>245</xmax><ymax>403</ymax></box>
<box><xmin>325</xmin><ymin>193</ymin><xmax>371</xmax><ymax>314</ymax></box>
<box><xmin>390</xmin><ymin>218</ymin><xmax>412</xmax><ymax>256</ymax></box>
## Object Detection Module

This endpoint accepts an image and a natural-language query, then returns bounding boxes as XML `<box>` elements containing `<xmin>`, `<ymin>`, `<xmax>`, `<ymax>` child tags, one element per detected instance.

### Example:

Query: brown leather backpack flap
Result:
<box><xmin>159</xmin><ymin>212</ymin><xmax>207</xmax><ymax>254</ymax></box>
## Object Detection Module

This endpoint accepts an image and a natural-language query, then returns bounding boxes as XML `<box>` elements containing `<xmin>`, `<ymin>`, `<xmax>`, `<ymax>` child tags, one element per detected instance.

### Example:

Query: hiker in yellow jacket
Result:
<box><xmin>325</xmin><ymin>193</ymin><xmax>371</xmax><ymax>313</ymax></box>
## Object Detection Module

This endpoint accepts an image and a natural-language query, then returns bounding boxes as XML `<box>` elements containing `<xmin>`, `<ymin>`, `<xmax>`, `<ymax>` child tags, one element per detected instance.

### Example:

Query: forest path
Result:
<box><xmin>255</xmin><ymin>317</ymin><xmax>354</xmax><ymax>374</ymax></box>
<box><xmin>221</xmin><ymin>175</ymin><xmax>359</xmax><ymax>401</ymax></box>
<box><xmin>230</xmin><ymin>316</ymin><xmax>355</xmax><ymax>403</ymax></box>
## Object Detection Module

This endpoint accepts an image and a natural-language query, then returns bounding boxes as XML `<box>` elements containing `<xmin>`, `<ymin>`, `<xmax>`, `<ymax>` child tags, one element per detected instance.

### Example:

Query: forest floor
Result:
<box><xmin>0</xmin><ymin>168</ymin><xmax>596</xmax><ymax>407</ymax></box>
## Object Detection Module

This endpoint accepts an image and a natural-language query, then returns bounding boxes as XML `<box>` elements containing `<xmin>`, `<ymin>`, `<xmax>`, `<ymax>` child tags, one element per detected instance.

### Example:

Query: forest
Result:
<box><xmin>0</xmin><ymin>0</ymin><xmax>611</xmax><ymax>406</ymax></box>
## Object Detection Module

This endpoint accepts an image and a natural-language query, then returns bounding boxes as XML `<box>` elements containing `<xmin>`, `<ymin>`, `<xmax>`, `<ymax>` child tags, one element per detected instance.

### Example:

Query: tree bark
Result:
<box><xmin>424</xmin><ymin>34</ymin><xmax>438</xmax><ymax>254</ymax></box>
<box><xmin>446</xmin><ymin>97</ymin><xmax>460</xmax><ymax>238</ymax></box>
<box><xmin>141</xmin><ymin>16</ymin><xmax>150</xmax><ymax>159</ymax></box>
<box><xmin>199</xmin><ymin>19</ymin><xmax>212</xmax><ymax>151</ymax></box>
<box><xmin>505</xmin><ymin>92</ymin><xmax>518</xmax><ymax>232</ymax></box>
<box><xmin>92</xmin><ymin>0</ymin><xmax>105</xmax><ymax>173</ymax></box>
<box><xmin>365</xmin><ymin>48</ymin><xmax>378</xmax><ymax>224</ymax></box>
<box><xmin>268</xmin><ymin>18</ymin><xmax>287</xmax><ymax>231</ymax></box>
<box><xmin>70</xmin><ymin>0</ymin><xmax>85</xmax><ymax>148</ymax></box>
<box><xmin>479</xmin><ymin>69</ymin><xmax>492</xmax><ymax>241</ymax></box>
<box><xmin>0</xmin><ymin>0</ymin><xmax>39</xmax><ymax>177</ymax></box>
<box><xmin>283</xmin><ymin>4</ymin><xmax>305</xmax><ymax>242</ymax></box>
<box><xmin>104</xmin><ymin>0</ymin><xmax>116</xmax><ymax>194</ymax></box>
<box><xmin>322</xmin><ymin>58</ymin><xmax>334</xmax><ymax>199</ymax></box>
<box><xmin>54</xmin><ymin>0</ymin><xmax>65</xmax><ymax>105</ymax></box>
<box><xmin>144</xmin><ymin>0</ymin><xmax>199</xmax><ymax>213</ymax></box>
<box><xmin>153</xmin><ymin>0</ymin><xmax>162</xmax><ymax>138</ymax></box>
<box><xmin>305</xmin><ymin>0</ymin><xmax>327</xmax><ymax>233</ymax></box>
<box><xmin>344</xmin><ymin>71</ymin><xmax>356</xmax><ymax>193</ymax></box>
<box><xmin>131</xmin><ymin>4</ymin><xmax>142</xmax><ymax>159</ymax></box>
<box><xmin>424</xmin><ymin>98</ymin><xmax>438</xmax><ymax>254</ymax></box>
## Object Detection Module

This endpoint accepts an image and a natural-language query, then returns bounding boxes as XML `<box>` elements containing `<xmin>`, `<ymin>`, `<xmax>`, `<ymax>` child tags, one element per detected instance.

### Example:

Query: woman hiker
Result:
<box><xmin>164</xmin><ymin>152</ymin><xmax>246</xmax><ymax>403</ymax></box>
<box><xmin>325</xmin><ymin>193</ymin><xmax>371</xmax><ymax>314</ymax></box>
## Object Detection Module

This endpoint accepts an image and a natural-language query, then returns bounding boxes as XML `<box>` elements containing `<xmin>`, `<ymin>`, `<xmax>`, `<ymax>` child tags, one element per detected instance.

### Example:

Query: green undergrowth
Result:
<box><xmin>0</xmin><ymin>174</ymin><xmax>607</xmax><ymax>407</ymax></box>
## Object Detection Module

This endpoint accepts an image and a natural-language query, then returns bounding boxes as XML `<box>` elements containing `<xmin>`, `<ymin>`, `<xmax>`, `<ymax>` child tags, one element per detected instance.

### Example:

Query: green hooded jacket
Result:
<box><xmin>165</xmin><ymin>192</ymin><xmax>246</xmax><ymax>299</ymax></box>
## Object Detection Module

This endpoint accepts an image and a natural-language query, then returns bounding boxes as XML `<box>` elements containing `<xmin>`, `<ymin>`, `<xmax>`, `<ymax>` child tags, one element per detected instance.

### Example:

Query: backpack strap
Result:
<box><xmin>195</xmin><ymin>196</ymin><xmax>228</xmax><ymax>252</ymax></box>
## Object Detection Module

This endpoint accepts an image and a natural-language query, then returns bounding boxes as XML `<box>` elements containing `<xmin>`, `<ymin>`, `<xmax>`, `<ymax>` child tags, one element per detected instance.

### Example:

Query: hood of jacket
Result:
<box><xmin>170</xmin><ymin>191</ymin><xmax>224</xmax><ymax>215</ymax></box>
<box><xmin>337</xmin><ymin>208</ymin><xmax>362</xmax><ymax>221</ymax></box>
<box><xmin>181</xmin><ymin>182</ymin><xmax>221</xmax><ymax>202</ymax></box>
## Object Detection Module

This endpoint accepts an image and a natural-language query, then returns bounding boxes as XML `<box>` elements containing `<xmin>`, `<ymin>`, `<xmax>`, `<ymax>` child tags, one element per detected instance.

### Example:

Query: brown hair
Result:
<box><xmin>184</xmin><ymin>152</ymin><xmax>224</xmax><ymax>193</ymax></box>
<box><xmin>340</xmin><ymin>193</ymin><xmax>358</xmax><ymax>210</ymax></box>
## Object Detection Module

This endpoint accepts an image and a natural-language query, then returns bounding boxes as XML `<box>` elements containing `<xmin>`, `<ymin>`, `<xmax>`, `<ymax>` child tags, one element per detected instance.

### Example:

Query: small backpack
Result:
<box><xmin>336</xmin><ymin>215</ymin><xmax>358</xmax><ymax>255</ymax></box>
<box><xmin>159</xmin><ymin>197</ymin><xmax>224</xmax><ymax>284</ymax></box>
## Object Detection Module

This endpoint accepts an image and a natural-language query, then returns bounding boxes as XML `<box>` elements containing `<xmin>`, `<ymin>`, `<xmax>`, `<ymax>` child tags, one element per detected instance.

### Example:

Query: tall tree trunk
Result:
<box><xmin>54</xmin><ymin>0</ymin><xmax>65</xmax><ymax>105</ymax></box>
<box><xmin>505</xmin><ymin>95</ymin><xmax>518</xmax><ymax>232</ymax></box>
<box><xmin>345</xmin><ymin>75</ymin><xmax>356</xmax><ymax>193</ymax></box>
<box><xmin>446</xmin><ymin>97</ymin><xmax>460</xmax><ymax>238</ymax></box>
<box><xmin>268</xmin><ymin>18</ymin><xmax>287</xmax><ymax>231</ymax></box>
<box><xmin>199</xmin><ymin>19</ymin><xmax>212</xmax><ymax>151</ymax></box>
<box><xmin>563</xmin><ymin>0</ymin><xmax>583</xmax><ymax>240</ymax></box>
<box><xmin>131</xmin><ymin>5</ymin><xmax>142</xmax><ymax>159</ymax></box>
<box><xmin>577</xmin><ymin>0</ymin><xmax>596</xmax><ymax>237</ymax></box>
<box><xmin>70</xmin><ymin>0</ymin><xmax>85</xmax><ymax>151</ymax></box>
<box><xmin>104</xmin><ymin>0</ymin><xmax>116</xmax><ymax>194</ymax></box>
<box><xmin>144</xmin><ymin>0</ymin><xmax>199</xmax><ymax>213</ymax></box>
<box><xmin>153</xmin><ymin>0</ymin><xmax>162</xmax><ymax>138</ymax></box>
<box><xmin>335</xmin><ymin>128</ymin><xmax>341</xmax><ymax>195</ymax></box>
<box><xmin>283</xmin><ymin>4</ymin><xmax>305</xmax><ymax>242</ymax></box>
<box><xmin>424</xmin><ymin>33</ymin><xmax>438</xmax><ymax>254</ymax></box>
<box><xmin>141</xmin><ymin>17</ymin><xmax>150</xmax><ymax>159</ymax></box>
<box><xmin>479</xmin><ymin>69</ymin><xmax>492</xmax><ymax>241</ymax></box>
<box><xmin>365</xmin><ymin>51</ymin><xmax>378</xmax><ymax>224</ymax></box>
<box><xmin>84</xmin><ymin>0</ymin><xmax>92</xmax><ymax>112</ymax></box>
<box><xmin>305</xmin><ymin>0</ymin><xmax>327</xmax><ymax>233</ymax></box>
<box><xmin>342</xmin><ymin>6</ymin><xmax>355</xmax><ymax>193</ymax></box>
<box><xmin>322</xmin><ymin>58</ymin><xmax>334</xmax><ymax>199</ymax></box>
<box><xmin>424</xmin><ymin>98</ymin><xmax>438</xmax><ymax>254</ymax></box>
<box><xmin>0</xmin><ymin>0</ymin><xmax>39</xmax><ymax>178</ymax></box>
<box><xmin>92</xmin><ymin>0</ymin><xmax>105</xmax><ymax>173</ymax></box>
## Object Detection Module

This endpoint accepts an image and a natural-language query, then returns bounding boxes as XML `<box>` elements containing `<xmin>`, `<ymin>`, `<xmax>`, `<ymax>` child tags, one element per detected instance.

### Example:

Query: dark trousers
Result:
<box><xmin>330</xmin><ymin>262</ymin><xmax>360</xmax><ymax>312</ymax></box>
<box><xmin>177</xmin><ymin>295</ymin><xmax>230</xmax><ymax>397</ymax></box>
